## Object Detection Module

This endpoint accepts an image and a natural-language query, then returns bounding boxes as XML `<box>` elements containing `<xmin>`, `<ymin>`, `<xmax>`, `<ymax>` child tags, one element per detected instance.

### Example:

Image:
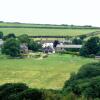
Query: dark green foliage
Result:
<box><xmin>59</xmin><ymin>51</ymin><xmax>79</xmax><ymax>56</ymax></box>
<box><xmin>84</xmin><ymin>77</ymin><xmax>100</xmax><ymax>99</ymax></box>
<box><xmin>2</xmin><ymin>38</ymin><xmax>20</xmax><ymax>57</ymax></box>
<box><xmin>7</xmin><ymin>33</ymin><xmax>16</xmax><ymax>38</ymax></box>
<box><xmin>72</xmin><ymin>38</ymin><xmax>83</xmax><ymax>44</ymax></box>
<box><xmin>0</xmin><ymin>83</ymin><xmax>28</xmax><ymax>100</ymax></box>
<box><xmin>80</xmin><ymin>37</ymin><xmax>100</xmax><ymax>57</ymax></box>
<box><xmin>76</xmin><ymin>63</ymin><xmax>100</xmax><ymax>79</ymax></box>
<box><xmin>0</xmin><ymin>31</ymin><xmax>3</xmax><ymax>39</ymax></box>
<box><xmin>16</xmin><ymin>89</ymin><xmax>43</xmax><ymax>100</ymax></box>
<box><xmin>43</xmin><ymin>89</ymin><xmax>62</xmax><ymax>100</ymax></box>
<box><xmin>66</xmin><ymin>48</ymin><xmax>80</xmax><ymax>52</ymax></box>
<box><xmin>0</xmin><ymin>83</ymin><xmax>64</xmax><ymax>100</ymax></box>
<box><xmin>63</xmin><ymin>72</ymin><xmax>77</xmax><ymax>89</ymax></box>
<box><xmin>63</xmin><ymin>73</ymin><xmax>81</xmax><ymax>96</ymax></box>
<box><xmin>79</xmin><ymin>35</ymin><xmax>87</xmax><ymax>40</ymax></box>
<box><xmin>63</xmin><ymin>62</ymin><xmax>100</xmax><ymax>99</ymax></box>
<box><xmin>18</xmin><ymin>34</ymin><xmax>30</xmax><ymax>44</ymax></box>
<box><xmin>53</xmin><ymin>40</ymin><xmax>59</xmax><ymax>48</ymax></box>
<box><xmin>3</xmin><ymin>33</ymin><xmax>16</xmax><ymax>40</ymax></box>
<box><xmin>28</xmin><ymin>40</ymin><xmax>42</xmax><ymax>52</ymax></box>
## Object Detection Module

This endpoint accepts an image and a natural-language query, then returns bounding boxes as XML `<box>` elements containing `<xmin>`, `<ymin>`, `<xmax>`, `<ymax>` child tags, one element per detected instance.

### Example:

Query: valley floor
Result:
<box><xmin>0</xmin><ymin>54</ymin><xmax>97</xmax><ymax>89</ymax></box>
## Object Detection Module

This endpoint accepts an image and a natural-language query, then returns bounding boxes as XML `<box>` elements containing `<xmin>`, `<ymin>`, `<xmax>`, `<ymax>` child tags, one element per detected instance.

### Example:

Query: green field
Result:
<box><xmin>0</xmin><ymin>54</ymin><xmax>97</xmax><ymax>89</ymax></box>
<box><xmin>0</xmin><ymin>28</ymin><xmax>100</xmax><ymax>36</ymax></box>
<box><xmin>0</xmin><ymin>22</ymin><xmax>100</xmax><ymax>36</ymax></box>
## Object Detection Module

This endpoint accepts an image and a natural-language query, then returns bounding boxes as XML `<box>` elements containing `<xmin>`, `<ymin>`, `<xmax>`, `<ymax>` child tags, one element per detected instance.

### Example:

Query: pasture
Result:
<box><xmin>0</xmin><ymin>54</ymin><xmax>97</xmax><ymax>89</ymax></box>
<box><xmin>0</xmin><ymin>28</ymin><xmax>100</xmax><ymax>37</ymax></box>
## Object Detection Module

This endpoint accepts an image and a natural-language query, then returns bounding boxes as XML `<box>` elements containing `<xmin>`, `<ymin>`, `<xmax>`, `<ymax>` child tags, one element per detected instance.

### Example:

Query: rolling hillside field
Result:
<box><xmin>1</xmin><ymin>28</ymin><xmax>100</xmax><ymax>36</ymax></box>
<box><xmin>0</xmin><ymin>22</ymin><xmax>100</xmax><ymax>36</ymax></box>
<box><xmin>0</xmin><ymin>54</ymin><xmax>97</xmax><ymax>89</ymax></box>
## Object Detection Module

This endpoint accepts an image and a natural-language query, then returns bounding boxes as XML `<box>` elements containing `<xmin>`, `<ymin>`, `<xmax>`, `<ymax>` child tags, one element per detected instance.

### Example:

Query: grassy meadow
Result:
<box><xmin>0</xmin><ymin>28</ymin><xmax>100</xmax><ymax>36</ymax></box>
<box><xmin>0</xmin><ymin>54</ymin><xmax>97</xmax><ymax>89</ymax></box>
<box><xmin>0</xmin><ymin>22</ymin><xmax>100</xmax><ymax>38</ymax></box>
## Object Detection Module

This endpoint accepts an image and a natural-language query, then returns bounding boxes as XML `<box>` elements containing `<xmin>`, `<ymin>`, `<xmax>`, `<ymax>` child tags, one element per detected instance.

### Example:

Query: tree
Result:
<box><xmin>84</xmin><ymin>77</ymin><xmax>100</xmax><ymax>99</ymax></box>
<box><xmin>0</xmin><ymin>83</ymin><xmax>28</xmax><ymax>100</ymax></box>
<box><xmin>80</xmin><ymin>37</ymin><xmax>100</xmax><ymax>57</ymax></box>
<box><xmin>53</xmin><ymin>40</ymin><xmax>59</xmax><ymax>48</ymax></box>
<box><xmin>0</xmin><ymin>31</ymin><xmax>3</xmax><ymax>39</ymax></box>
<box><xmin>3</xmin><ymin>33</ymin><xmax>16</xmax><ymax>40</ymax></box>
<box><xmin>2</xmin><ymin>38</ymin><xmax>20</xmax><ymax>57</ymax></box>
<box><xmin>28</xmin><ymin>40</ymin><xmax>42</xmax><ymax>52</ymax></box>
<box><xmin>79</xmin><ymin>35</ymin><xmax>86</xmax><ymax>40</ymax></box>
<box><xmin>72</xmin><ymin>38</ymin><xmax>83</xmax><ymax>44</ymax></box>
<box><xmin>76</xmin><ymin>62</ymin><xmax>100</xmax><ymax>79</ymax></box>
<box><xmin>18</xmin><ymin>34</ymin><xmax>30</xmax><ymax>44</ymax></box>
<box><xmin>16</xmin><ymin>89</ymin><xmax>43</xmax><ymax>100</ymax></box>
<box><xmin>63</xmin><ymin>62</ymin><xmax>100</xmax><ymax>98</ymax></box>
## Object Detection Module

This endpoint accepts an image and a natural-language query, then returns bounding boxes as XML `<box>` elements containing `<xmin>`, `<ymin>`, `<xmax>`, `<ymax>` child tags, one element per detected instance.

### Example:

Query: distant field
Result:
<box><xmin>0</xmin><ymin>22</ymin><xmax>100</xmax><ymax>36</ymax></box>
<box><xmin>0</xmin><ymin>54</ymin><xmax>97</xmax><ymax>89</ymax></box>
<box><xmin>0</xmin><ymin>28</ymin><xmax>100</xmax><ymax>36</ymax></box>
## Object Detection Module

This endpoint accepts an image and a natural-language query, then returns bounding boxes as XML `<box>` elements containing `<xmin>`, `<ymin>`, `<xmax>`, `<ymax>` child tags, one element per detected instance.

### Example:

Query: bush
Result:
<box><xmin>42</xmin><ymin>89</ymin><xmax>62</xmax><ymax>100</ymax></box>
<box><xmin>63</xmin><ymin>73</ymin><xmax>81</xmax><ymax>96</ymax></box>
<box><xmin>0</xmin><ymin>31</ymin><xmax>3</xmax><ymax>39</ymax></box>
<box><xmin>28</xmin><ymin>40</ymin><xmax>42</xmax><ymax>52</ymax></box>
<box><xmin>63</xmin><ymin>62</ymin><xmax>100</xmax><ymax>99</ymax></box>
<box><xmin>89</xmin><ymin>54</ymin><xmax>95</xmax><ymax>58</ymax></box>
<box><xmin>34</xmin><ymin>53</ymin><xmax>41</xmax><ymax>58</ymax></box>
<box><xmin>42</xmin><ymin>54</ymin><xmax>48</xmax><ymax>58</ymax></box>
<box><xmin>0</xmin><ymin>83</ymin><xmax>28</xmax><ymax>100</ymax></box>
<box><xmin>76</xmin><ymin>62</ymin><xmax>100</xmax><ymax>79</ymax></box>
<box><xmin>16</xmin><ymin>89</ymin><xmax>43</xmax><ymax>100</ymax></box>
<box><xmin>2</xmin><ymin>38</ymin><xmax>20</xmax><ymax>57</ymax></box>
<box><xmin>3</xmin><ymin>33</ymin><xmax>16</xmax><ymax>40</ymax></box>
<box><xmin>18</xmin><ymin>34</ymin><xmax>30</xmax><ymax>44</ymax></box>
<box><xmin>66</xmin><ymin>48</ymin><xmax>80</xmax><ymax>52</ymax></box>
<box><xmin>72</xmin><ymin>38</ymin><xmax>83</xmax><ymax>45</ymax></box>
<box><xmin>84</xmin><ymin>77</ymin><xmax>100</xmax><ymax>99</ymax></box>
<box><xmin>80</xmin><ymin>37</ymin><xmax>100</xmax><ymax>57</ymax></box>
<box><xmin>59</xmin><ymin>51</ymin><xmax>79</xmax><ymax>56</ymax></box>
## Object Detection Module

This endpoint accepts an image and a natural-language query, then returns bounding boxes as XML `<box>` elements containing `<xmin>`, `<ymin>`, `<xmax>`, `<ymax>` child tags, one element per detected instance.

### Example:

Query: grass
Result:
<box><xmin>0</xmin><ymin>22</ymin><xmax>100</xmax><ymax>37</ymax></box>
<box><xmin>0</xmin><ymin>28</ymin><xmax>100</xmax><ymax>36</ymax></box>
<box><xmin>0</xmin><ymin>53</ymin><xmax>97</xmax><ymax>89</ymax></box>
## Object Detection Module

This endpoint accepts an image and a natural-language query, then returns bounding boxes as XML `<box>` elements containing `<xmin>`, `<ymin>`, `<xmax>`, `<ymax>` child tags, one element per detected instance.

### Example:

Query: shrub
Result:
<box><xmin>59</xmin><ymin>51</ymin><xmax>79</xmax><ymax>56</ymax></box>
<box><xmin>76</xmin><ymin>63</ymin><xmax>100</xmax><ymax>79</ymax></box>
<box><xmin>80</xmin><ymin>37</ymin><xmax>100</xmax><ymax>57</ymax></box>
<box><xmin>2</xmin><ymin>38</ymin><xmax>20</xmax><ymax>57</ymax></box>
<box><xmin>63</xmin><ymin>62</ymin><xmax>100</xmax><ymax>99</ymax></box>
<box><xmin>72</xmin><ymin>38</ymin><xmax>83</xmax><ymax>45</ymax></box>
<box><xmin>0</xmin><ymin>83</ymin><xmax>28</xmax><ymax>100</ymax></box>
<box><xmin>42</xmin><ymin>54</ymin><xmax>48</xmax><ymax>58</ymax></box>
<box><xmin>0</xmin><ymin>31</ymin><xmax>3</xmax><ymax>39</ymax></box>
<box><xmin>28</xmin><ymin>40</ymin><xmax>42</xmax><ymax>52</ymax></box>
<box><xmin>63</xmin><ymin>73</ymin><xmax>81</xmax><ymax>96</ymax></box>
<box><xmin>3</xmin><ymin>33</ymin><xmax>16</xmax><ymax>40</ymax></box>
<box><xmin>18</xmin><ymin>34</ymin><xmax>30</xmax><ymax>44</ymax></box>
<box><xmin>42</xmin><ymin>89</ymin><xmax>62</xmax><ymax>100</ymax></box>
<box><xmin>84</xmin><ymin>77</ymin><xmax>100</xmax><ymax>99</ymax></box>
<box><xmin>16</xmin><ymin>89</ymin><xmax>43</xmax><ymax>100</ymax></box>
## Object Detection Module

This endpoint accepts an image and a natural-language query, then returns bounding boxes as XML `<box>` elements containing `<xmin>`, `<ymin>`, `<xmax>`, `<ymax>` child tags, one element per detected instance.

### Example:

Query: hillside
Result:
<box><xmin>0</xmin><ymin>22</ymin><xmax>100</xmax><ymax>37</ymax></box>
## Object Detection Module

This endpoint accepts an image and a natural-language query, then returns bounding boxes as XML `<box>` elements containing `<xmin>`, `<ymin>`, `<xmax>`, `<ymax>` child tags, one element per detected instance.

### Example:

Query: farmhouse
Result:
<box><xmin>56</xmin><ymin>44</ymin><xmax>82</xmax><ymax>52</ymax></box>
<box><xmin>42</xmin><ymin>43</ymin><xmax>55</xmax><ymax>53</ymax></box>
<box><xmin>41</xmin><ymin>40</ymin><xmax>55</xmax><ymax>53</ymax></box>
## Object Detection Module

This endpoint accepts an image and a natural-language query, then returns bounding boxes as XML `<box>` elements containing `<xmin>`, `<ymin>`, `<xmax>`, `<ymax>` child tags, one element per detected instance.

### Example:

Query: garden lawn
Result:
<box><xmin>0</xmin><ymin>54</ymin><xmax>97</xmax><ymax>89</ymax></box>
